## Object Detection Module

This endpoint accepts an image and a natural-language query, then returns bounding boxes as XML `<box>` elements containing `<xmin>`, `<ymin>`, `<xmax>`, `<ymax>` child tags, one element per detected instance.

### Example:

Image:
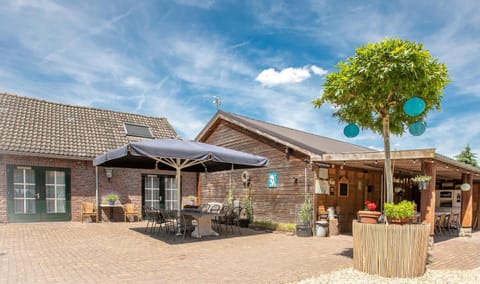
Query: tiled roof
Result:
<box><xmin>0</xmin><ymin>93</ymin><xmax>177</xmax><ymax>159</ymax></box>
<box><xmin>197</xmin><ymin>111</ymin><xmax>374</xmax><ymax>156</ymax></box>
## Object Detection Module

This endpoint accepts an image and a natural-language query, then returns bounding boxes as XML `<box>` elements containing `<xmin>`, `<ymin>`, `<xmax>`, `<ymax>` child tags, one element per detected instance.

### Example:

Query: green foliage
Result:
<box><xmin>251</xmin><ymin>221</ymin><xmax>296</xmax><ymax>232</ymax></box>
<box><xmin>455</xmin><ymin>144</ymin><xmax>478</xmax><ymax>167</ymax></box>
<box><xmin>313</xmin><ymin>38</ymin><xmax>449</xmax><ymax>204</ymax></box>
<box><xmin>241</xmin><ymin>196</ymin><xmax>253</xmax><ymax>221</ymax></box>
<box><xmin>104</xmin><ymin>193</ymin><xmax>118</xmax><ymax>202</ymax></box>
<box><xmin>313</xmin><ymin>38</ymin><xmax>449</xmax><ymax>135</ymax></box>
<box><xmin>298</xmin><ymin>195</ymin><xmax>313</xmax><ymax>225</ymax></box>
<box><xmin>384</xmin><ymin>200</ymin><xmax>415</xmax><ymax>219</ymax></box>
<box><xmin>226</xmin><ymin>189</ymin><xmax>234</xmax><ymax>205</ymax></box>
<box><xmin>187</xmin><ymin>195</ymin><xmax>196</xmax><ymax>201</ymax></box>
<box><xmin>412</xmin><ymin>175</ymin><xmax>432</xmax><ymax>183</ymax></box>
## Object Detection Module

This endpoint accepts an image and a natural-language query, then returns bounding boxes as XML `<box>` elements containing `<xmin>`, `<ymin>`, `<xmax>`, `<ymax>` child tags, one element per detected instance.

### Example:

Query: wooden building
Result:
<box><xmin>196</xmin><ymin>111</ymin><xmax>480</xmax><ymax>234</ymax></box>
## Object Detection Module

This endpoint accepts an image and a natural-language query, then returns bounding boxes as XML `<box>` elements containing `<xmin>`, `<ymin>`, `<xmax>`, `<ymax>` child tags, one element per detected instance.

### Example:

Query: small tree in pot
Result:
<box><xmin>296</xmin><ymin>194</ymin><xmax>313</xmax><ymax>237</ymax></box>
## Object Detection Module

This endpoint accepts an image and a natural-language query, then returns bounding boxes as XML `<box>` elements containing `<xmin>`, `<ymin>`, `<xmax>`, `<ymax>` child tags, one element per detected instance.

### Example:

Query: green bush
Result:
<box><xmin>384</xmin><ymin>200</ymin><xmax>415</xmax><ymax>219</ymax></box>
<box><xmin>251</xmin><ymin>221</ymin><xmax>296</xmax><ymax>232</ymax></box>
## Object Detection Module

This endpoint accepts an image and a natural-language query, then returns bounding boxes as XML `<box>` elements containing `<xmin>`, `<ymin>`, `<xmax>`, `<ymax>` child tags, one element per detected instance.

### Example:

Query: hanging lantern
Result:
<box><xmin>409</xmin><ymin>122</ymin><xmax>426</xmax><ymax>136</ymax></box>
<box><xmin>403</xmin><ymin>97</ymin><xmax>426</xmax><ymax>117</ymax></box>
<box><xmin>344</xmin><ymin>123</ymin><xmax>359</xmax><ymax>138</ymax></box>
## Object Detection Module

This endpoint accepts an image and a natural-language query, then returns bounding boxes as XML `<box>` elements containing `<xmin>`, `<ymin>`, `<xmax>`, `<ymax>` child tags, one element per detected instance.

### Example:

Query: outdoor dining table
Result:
<box><xmin>182</xmin><ymin>210</ymin><xmax>222</xmax><ymax>238</ymax></box>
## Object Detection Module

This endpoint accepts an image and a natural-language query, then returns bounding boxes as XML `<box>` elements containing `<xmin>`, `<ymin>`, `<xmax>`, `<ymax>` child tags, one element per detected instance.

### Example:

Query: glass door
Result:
<box><xmin>142</xmin><ymin>174</ymin><xmax>177</xmax><ymax>210</ymax></box>
<box><xmin>7</xmin><ymin>165</ymin><xmax>71</xmax><ymax>222</ymax></box>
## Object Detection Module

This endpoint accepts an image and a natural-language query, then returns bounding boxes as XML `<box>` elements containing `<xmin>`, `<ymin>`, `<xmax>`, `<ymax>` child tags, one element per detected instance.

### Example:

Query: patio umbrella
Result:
<box><xmin>93</xmin><ymin>138</ymin><xmax>269</xmax><ymax>210</ymax></box>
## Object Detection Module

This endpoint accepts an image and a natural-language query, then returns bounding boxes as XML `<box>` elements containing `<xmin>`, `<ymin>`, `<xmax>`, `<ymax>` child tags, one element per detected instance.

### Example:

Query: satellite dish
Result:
<box><xmin>460</xmin><ymin>183</ymin><xmax>471</xmax><ymax>191</ymax></box>
<box><xmin>343</xmin><ymin>123</ymin><xmax>359</xmax><ymax>138</ymax></box>
<box><xmin>404</xmin><ymin>97</ymin><xmax>426</xmax><ymax>117</ymax></box>
<box><xmin>409</xmin><ymin>122</ymin><xmax>426</xmax><ymax>136</ymax></box>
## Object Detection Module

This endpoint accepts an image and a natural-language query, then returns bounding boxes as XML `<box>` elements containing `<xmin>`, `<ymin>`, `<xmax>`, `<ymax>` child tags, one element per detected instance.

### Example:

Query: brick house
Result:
<box><xmin>196</xmin><ymin>111</ymin><xmax>480</xmax><ymax>234</ymax></box>
<box><xmin>0</xmin><ymin>93</ymin><xmax>196</xmax><ymax>223</ymax></box>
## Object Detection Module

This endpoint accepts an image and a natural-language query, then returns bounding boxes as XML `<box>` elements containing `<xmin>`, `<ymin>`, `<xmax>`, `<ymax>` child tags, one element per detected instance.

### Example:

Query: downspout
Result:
<box><xmin>95</xmin><ymin>166</ymin><xmax>99</xmax><ymax>222</ymax></box>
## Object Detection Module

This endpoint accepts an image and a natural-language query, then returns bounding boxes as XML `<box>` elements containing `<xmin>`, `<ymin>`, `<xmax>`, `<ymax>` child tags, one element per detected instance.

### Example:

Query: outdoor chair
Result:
<box><xmin>449</xmin><ymin>213</ymin><xmax>460</xmax><ymax>233</ymax></box>
<box><xmin>144</xmin><ymin>207</ymin><xmax>156</xmax><ymax>232</ymax></box>
<box><xmin>177</xmin><ymin>212</ymin><xmax>196</xmax><ymax>239</ymax></box>
<box><xmin>156</xmin><ymin>209</ymin><xmax>175</xmax><ymax>235</ymax></box>
<box><xmin>124</xmin><ymin>203</ymin><xmax>142</xmax><ymax>222</ymax></box>
<box><xmin>81</xmin><ymin>202</ymin><xmax>97</xmax><ymax>223</ymax></box>
<box><xmin>435</xmin><ymin>214</ymin><xmax>446</xmax><ymax>235</ymax></box>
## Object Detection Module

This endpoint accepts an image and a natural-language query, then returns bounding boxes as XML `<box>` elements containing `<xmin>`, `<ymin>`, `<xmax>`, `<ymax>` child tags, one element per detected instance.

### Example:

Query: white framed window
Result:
<box><xmin>13</xmin><ymin>167</ymin><xmax>36</xmax><ymax>214</ymax></box>
<box><xmin>45</xmin><ymin>171</ymin><xmax>66</xmax><ymax>213</ymax></box>
<box><xmin>164</xmin><ymin>177</ymin><xmax>178</xmax><ymax>210</ymax></box>
<box><xmin>144</xmin><ymin>175</ymin><xmax>160</xmax><ymax>209</ymax></box>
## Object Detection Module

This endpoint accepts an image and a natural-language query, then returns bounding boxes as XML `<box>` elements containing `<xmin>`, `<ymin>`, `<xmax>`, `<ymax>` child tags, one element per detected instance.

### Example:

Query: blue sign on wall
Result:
<box><xmin>268</xmin><ymin>172</ymin><xmax>278</xmax><ymax>188</ymax></box>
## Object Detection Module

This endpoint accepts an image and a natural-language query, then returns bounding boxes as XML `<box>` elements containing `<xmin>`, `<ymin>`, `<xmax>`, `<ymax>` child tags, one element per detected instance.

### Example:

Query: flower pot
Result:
<box><xmin>418</xmin><ymin>181</ymin><xmax>429</xmax><ymax>190</ymax></box>
<box><xmin>357</xmin><ymin>210</ymin><xmax>381</xmax><ymax>224</ymax></box>
<box><xmin>296</xmin><ymin>224</ymin><xmax>313</xmax><ymax>237</ymax></box>
<box><xmin>239</xmin><ymin>219</ymin><xmax>250</xmax><ymax>228</ymax></box>
<box><xmin>387</xmin><ymin>217</ymin><xmax>410</xmax><ymax>225</ymax></box>
<box><xmin>108</xmin><ymin>200</ymin><xmax>115</xmax><ymax>206</ymax></box>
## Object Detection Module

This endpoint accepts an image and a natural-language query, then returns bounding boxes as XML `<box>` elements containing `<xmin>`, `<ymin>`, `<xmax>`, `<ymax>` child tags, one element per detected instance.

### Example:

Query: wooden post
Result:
<box><xmin>420</xmin><ymin>161</ymin><xmax>436</xmax><ymax>236</ymax></box>
<box><xmin>460</xmin><ymin>173</ymin><xmax>473</xmax><ymax>236</ymax></box>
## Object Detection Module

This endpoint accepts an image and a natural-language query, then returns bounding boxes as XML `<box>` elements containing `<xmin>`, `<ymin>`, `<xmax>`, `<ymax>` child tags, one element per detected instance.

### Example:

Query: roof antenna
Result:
<box><xmin>213</xmin><ymin>96</ymin><xmax>221</xmax><ymax>110</ymax></box>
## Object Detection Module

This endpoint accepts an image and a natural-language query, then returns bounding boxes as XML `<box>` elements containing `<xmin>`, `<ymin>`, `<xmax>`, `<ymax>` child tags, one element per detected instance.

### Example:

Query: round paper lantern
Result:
<box><xmin>409</xmin><ymin>122</ymin><xmax>426</xmax><ymax>136</ymax></box>
<box><xmin>403</xmin><ymin>97</ymin><xmax>426</xmax><ymax>117</ymax></box>
<box><xmin>344</xmin><ymin>123</ymin><xmax>359</xmax><ymax>138</ymax></box>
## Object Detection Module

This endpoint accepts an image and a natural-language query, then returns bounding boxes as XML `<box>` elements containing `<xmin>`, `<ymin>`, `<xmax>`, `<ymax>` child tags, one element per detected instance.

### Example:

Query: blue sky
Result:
<box><xmin>1</xmin><ymin>0</ymin><xmax>479</xmax><ymax>159</ymax></box>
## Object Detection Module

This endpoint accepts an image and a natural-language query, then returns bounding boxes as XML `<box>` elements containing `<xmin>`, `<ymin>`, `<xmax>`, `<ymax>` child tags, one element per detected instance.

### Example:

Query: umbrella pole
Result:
<box><xmin>176</xmin><ymin>163</ymin><xmax>182</xmax><ymax>235</ymax></box>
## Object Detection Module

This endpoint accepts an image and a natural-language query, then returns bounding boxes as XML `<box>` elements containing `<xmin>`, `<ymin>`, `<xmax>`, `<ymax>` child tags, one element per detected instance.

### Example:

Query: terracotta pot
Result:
<box><xmin>357</xmin><ymin>210</ymin><xmax>381</xmax><ymax>224</ymax></box>
<box><xmin>387</xmin><ymin>217</ymin><xmax>410</xmax><ymax>225</ymax></box>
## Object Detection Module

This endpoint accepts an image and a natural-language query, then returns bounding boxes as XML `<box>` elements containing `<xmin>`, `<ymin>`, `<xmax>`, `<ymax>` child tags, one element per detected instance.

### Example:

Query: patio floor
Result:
<box><xmin>0</xmin><ymin>222</ymin><xmax>479</xmax><ymax>283</ymax></box>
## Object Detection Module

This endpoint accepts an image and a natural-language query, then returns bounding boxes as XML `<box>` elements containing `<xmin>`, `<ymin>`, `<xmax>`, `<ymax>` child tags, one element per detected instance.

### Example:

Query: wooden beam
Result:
<box><xmin>318</xmin><ymin>149</ymin><xmax>436</xmax><ymax>162</ymax></box>
<box><xmin>421</xmin><ymin>161</ymin><xmax>436</xmax><ymax>236</ymax></box>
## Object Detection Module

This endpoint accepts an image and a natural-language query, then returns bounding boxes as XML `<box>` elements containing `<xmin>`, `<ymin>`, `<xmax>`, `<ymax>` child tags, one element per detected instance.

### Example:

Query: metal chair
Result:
<box><xmin>143</xmin><ymin>207</ymin><xmax>156</xmax><ymax>233</ymax></box>
<box><xmin>177</xmin><ymin>212</ymin><xmax>196</xmax><ymax>239</ymax></box>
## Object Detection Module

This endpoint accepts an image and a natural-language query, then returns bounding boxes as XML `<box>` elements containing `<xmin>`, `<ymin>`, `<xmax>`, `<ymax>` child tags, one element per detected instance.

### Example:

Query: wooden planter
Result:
<box><xmin>387</xmin><ymin>217</ymin><xmax>410</xmax><ymax>225</ymax></box>
<box><xmin>357</xmin><ymin>210</ymin><xmax>381</xmax><ymax>224</ymax></box>
<box><xmin>352</xmin><ymin>221</ymin><xmax>430</xmax><ymax>278</ymax></box>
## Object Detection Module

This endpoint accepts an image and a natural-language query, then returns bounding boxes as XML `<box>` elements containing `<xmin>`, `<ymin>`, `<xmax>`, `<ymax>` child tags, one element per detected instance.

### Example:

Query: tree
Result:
<box><xmin>455</xmin><ymin>144</ymin><xmax>478</xmax><ymax>167</ymax></box>
<box><xmin>313</xmin><ymin>38</ymin><xmax>449</xmax><ymax>203</ymax></box>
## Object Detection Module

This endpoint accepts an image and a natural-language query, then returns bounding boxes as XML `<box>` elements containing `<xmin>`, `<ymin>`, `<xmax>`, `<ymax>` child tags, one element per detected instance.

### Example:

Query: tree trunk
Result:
<box><xmin>382</xmin><ymin>115</ymin><xmax>394</xmax><ymax>203</ymax></box>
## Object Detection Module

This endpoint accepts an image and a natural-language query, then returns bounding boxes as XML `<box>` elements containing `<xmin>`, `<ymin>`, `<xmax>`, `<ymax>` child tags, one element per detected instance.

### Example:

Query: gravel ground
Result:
<box><xmin>296</xmin><ymin>267</ymin><xmax>480</xmax><ymax>284</ymax></box>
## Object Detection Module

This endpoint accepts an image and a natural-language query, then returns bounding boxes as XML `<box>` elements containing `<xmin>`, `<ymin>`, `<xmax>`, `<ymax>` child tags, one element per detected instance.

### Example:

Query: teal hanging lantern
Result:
<box><xmin>344</xmin><ymin>123</ymin><xmax>359</xmax><ymax>138</ymax></box>
<box><xmin>403</xmin><ymin>97</ymin><xmax>426</xmax><ymax>117</ymax></box>
<box><xmin>409</xmin><ymin>122</ymin><xmax>426</xmax><ymax>136</ymax></box>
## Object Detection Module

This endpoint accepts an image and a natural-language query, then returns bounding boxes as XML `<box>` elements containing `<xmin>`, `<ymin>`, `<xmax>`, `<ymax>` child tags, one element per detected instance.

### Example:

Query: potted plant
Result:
<box><xmin>187</xmin><ymin>195</ymin><xmax>196</xmax><ymax>205</ymax></box>
<box><xmin>239</xmin><ymin>196</ymin><xmax>253</xmax><ymax>227</ymax></box>
<box><xmin>384</xmin><ymin>200</ymin><xmax>415</xmax><ymax>224</ymax></box>
<box><xmin>357</xmin><ymin>200</ymin><xmax>381</xmax><ymax>224</ymax></box>
<box><xmin>104</xmin><ymin>193</ymin><xmax>119</xmax><ymax>205</ymax></box>
<box><xmin>296</xmin><ymin>195</ymin><xmax>313</xmax><ymax>237</ymax></box>
<box><xmin>412</xmin><ymin>175</ymin><xmax>432</xmax><ymax>190</ymax></box>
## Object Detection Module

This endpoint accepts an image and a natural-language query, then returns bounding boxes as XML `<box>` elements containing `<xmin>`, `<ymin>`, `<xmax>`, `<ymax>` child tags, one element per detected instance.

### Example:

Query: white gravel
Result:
<box><xmin>295</xmin><ymin>267</ymin><xmax>480</xmax><ymax>284</ymax></box>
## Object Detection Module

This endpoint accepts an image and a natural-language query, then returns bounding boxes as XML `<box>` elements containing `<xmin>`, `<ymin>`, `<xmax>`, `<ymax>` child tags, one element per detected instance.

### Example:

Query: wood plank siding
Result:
<box><xmin>198</xmin><ymin>120</ymin><xmax>385</xmax><ymax>232</ymax></box>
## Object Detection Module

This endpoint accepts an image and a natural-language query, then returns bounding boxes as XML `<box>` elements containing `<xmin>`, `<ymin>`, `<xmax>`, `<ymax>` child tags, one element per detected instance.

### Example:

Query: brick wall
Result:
<box><xmin>0</xmin><ymin>154</ymin><xmax>197</xmax><ymax>223</ymax></box>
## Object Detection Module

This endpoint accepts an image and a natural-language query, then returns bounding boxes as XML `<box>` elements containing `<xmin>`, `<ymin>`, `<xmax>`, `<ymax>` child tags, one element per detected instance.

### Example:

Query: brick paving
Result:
<box><xmin>0</xmin><ymin>222</ymin><xmax>478</xmax><ymax>284</ymax></box>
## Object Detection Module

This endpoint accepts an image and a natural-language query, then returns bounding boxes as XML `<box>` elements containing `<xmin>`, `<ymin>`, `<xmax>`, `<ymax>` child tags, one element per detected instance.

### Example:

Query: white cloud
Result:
<box><xmin>311</xmin><ymin>65</ymin><xmax>328</xmax><ymax>76</ymax></box>
<box><xmin>255</xmin><ymin>67</ymin><xmax>311</xmax><ymax>87</ymax></box>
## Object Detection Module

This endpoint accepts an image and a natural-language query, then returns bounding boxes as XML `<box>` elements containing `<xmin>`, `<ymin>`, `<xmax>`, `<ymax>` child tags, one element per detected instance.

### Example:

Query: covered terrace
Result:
<box><xmin>313</xmin><ymin>148</ymin><xmax>480</xmax><ymax>236</ymax></box>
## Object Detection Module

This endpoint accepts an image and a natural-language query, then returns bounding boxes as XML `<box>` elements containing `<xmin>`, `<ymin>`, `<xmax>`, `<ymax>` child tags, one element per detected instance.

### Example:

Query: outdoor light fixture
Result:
<box><xmin>105</xmin><ymin>168</ymin><xmax>113</xmax><ymax>181</ymax></box>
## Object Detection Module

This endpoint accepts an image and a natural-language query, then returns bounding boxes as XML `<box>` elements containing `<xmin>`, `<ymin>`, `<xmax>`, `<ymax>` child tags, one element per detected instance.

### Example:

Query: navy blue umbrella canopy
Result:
<box><xmin>94</xmin><ymin>138</ymin><xmax>269</xmax><ymax>210</ymax></box>
<box><xmin>93</xmin><ymin>138</ymin><xmax>269</xmax><ymax>171</ymax></box>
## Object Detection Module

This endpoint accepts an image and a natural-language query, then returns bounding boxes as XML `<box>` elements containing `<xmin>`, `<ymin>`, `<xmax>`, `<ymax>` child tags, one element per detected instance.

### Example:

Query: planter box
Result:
<box><xmin>295</xmin><ymin>224</ymin><xmax>312</xmax><ymax>237</ymax></box>
<box><xmin>352</xmin><ymin>221</ymin><xmax>430</xmax><ymax>278</ymax></box>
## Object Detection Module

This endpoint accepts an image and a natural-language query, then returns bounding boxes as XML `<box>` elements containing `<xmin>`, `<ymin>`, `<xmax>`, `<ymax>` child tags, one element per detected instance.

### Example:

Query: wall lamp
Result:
<box><xmin>105</xmin><ymin>168</ymin><xmax>113</xmax><ymax>181</ymax></box>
